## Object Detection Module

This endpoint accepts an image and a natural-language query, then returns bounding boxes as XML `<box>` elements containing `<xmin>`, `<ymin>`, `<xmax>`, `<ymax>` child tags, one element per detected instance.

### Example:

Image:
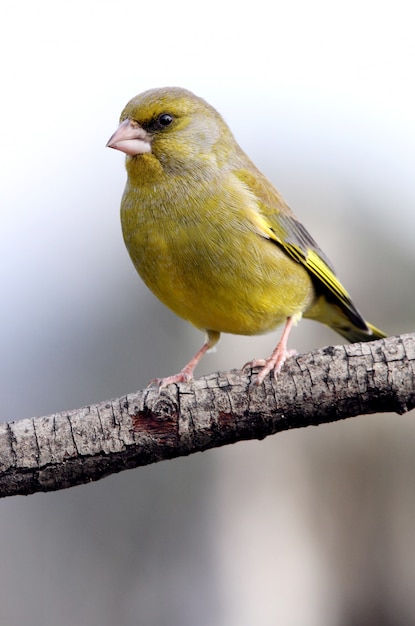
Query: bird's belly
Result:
<box><xmin>125</xmin><ymin>224</ymin><xmax>315</xmax><ymax>336</ymax></box>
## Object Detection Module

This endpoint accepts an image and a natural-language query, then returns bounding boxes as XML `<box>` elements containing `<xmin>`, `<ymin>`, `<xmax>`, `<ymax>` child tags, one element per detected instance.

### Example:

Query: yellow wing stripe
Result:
<box><xmin>266</xmin><ymin>230</ymin><xmax>368</xmax><ymax>331</ymax></box>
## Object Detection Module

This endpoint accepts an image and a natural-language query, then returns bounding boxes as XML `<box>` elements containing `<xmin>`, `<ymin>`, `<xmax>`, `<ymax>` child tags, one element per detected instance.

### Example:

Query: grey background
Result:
<box><xmin>1</xmin><ymin>2</ymin><xmax>414</xmax><ymax>624</ymax></box>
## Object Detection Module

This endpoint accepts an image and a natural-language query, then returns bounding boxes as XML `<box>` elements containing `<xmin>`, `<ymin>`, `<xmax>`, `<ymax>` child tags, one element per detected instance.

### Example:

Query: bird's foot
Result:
<box><xmin>243</xmin><ymin>357</ymin><xmax>266</xmax><ymax>370</ymax></box>
<box><xmin>147</xmin><ymin>338</ymin><xmax>214</xmax><ymax>389</ymax></box>
<box><xmin>243</xmin><ymin>316</ymin><xmax>298</xmax><ymax>384</ymax></box>
<box><xmin>244</xmin><ymin>349</ymin><xmax>297</xmax><ymax>385</ymax></box>
<box><xmin>148</xmin><ymin>368</ymin><xmax>193</xmax><ymax>389</ymax></box>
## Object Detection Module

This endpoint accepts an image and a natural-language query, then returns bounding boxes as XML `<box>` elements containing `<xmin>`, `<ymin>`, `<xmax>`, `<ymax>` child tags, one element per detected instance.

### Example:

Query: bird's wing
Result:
<box><xmin>236</xmin><ymin>167</ymin><xmax>368</xmax><ymax>330</ymax></box>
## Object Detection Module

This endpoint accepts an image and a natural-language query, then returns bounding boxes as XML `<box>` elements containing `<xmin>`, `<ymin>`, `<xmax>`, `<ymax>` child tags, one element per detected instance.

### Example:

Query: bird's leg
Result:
<box><xmin>149</xmin><ymin>331</ymin><xmax>220</xmax><ymax>388</ymax></box>
<box><xmin>245</xmin><ymin>316</ymin><xmax>298</xmax><ymax>385</ymax></box>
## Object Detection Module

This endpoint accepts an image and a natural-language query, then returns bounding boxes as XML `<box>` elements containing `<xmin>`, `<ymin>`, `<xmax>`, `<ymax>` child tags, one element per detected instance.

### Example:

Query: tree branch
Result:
<box><xmin>1</xmin><ymin>334</ymin><xmax>414</xmax><ymax>499</ymax></box>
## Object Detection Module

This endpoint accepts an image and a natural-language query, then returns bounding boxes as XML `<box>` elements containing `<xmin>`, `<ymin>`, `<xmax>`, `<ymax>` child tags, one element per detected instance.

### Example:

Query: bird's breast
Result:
<box><xmin>120</xmin><ymin>184</ymin><xmax>315</xmax><ymax>335</ymax></box>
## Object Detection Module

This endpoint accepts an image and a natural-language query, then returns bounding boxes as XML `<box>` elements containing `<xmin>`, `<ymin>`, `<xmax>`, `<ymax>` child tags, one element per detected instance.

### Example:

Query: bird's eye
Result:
<box><xmin>157</xmin><ymin>113</ymin><xmax>174</xmax><ymax>128</ymax></box>
<box><xmin>143</xmin><ymin>113</ymin><xmax>175</xmax><ymax>133</ymax></box>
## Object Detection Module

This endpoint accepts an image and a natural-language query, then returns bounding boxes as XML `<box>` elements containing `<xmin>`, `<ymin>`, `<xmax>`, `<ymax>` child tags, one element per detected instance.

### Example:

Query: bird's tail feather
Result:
<box><xmin>331</xmin><ymin>320</ymin><xmax>386</xmax><ymax>343</ymax></box>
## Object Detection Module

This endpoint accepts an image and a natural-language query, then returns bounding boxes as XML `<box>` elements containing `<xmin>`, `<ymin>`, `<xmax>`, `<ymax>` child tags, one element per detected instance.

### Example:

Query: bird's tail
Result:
<box><xmin>333</xmin><ymin>320</ymin><xmax>386</xmax><ymax>343</ymax></box>
<box><xmin>305</xmin><ymin>295</ymin><xmax>386</xmax><ymax>343</ymax></box>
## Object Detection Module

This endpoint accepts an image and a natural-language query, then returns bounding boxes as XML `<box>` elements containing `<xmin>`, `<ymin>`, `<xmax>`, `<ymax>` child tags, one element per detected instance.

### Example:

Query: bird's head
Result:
<box><xmin>107</xmin><ymin>87</ymin><xmax>237</xmax><ymax>178</ymax></box>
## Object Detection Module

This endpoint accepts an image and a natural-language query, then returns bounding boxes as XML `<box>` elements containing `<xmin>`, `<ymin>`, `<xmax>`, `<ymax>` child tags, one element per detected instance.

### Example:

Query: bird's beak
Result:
<box><xmin>106</xmin><ymin>118</ymin><xmax>151</xmax><ymax>156</ymax></box>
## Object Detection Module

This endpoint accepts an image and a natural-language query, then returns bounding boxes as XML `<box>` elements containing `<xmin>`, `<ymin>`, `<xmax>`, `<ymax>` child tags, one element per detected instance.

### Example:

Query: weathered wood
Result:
<box><xmin>0</xmin><ymin>334</ymin><xmax>413</xmax><ymax>498</ymax></box>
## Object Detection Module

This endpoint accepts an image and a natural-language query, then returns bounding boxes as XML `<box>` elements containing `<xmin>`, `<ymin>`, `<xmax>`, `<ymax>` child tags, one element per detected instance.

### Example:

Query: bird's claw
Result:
<box><xmin>244</xmin><ymin>349</ymin><xmax>298</xmax><ymax>384</ymax></box>
<box><xmin>148</xmin><ymin>370</ymin><xmax>193</xmax><ymax>389</ymax></box>
<box><xmin>242</xmin><ymin>358</ymin><xmax>267</xmax><ymax>371</ymax></box>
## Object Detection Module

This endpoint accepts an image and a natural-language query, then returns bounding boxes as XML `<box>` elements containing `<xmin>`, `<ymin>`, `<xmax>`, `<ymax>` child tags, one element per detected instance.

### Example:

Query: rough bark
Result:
<box><xmin>0</xmin><ymin>334</ymin><xmax>414</xmax><ymax>499</ymax></box>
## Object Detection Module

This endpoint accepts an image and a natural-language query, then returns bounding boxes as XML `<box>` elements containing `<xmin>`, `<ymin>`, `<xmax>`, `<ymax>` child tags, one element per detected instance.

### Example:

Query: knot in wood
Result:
<box><xmin>151</xmin><ymin>396</ymin><xmax>178</xmax><ymax>419</ymax></box>
<box><xmin>132</xmin><ymin>394</ymin><xmax>179</xmax><ymax>442</ymax></box>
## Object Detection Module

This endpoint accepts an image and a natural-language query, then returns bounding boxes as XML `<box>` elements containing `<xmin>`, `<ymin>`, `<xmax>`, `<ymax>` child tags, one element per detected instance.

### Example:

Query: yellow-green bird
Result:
<box><xmin>107</xmin><ymin>87</ymin><xmax>385</xmax><ymax>387</ymax></box>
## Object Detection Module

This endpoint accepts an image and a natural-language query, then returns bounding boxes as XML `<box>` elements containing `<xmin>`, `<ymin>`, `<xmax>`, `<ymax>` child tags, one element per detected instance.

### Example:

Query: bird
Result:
<box><xmin>107</xmin><ymin>86</ymin><xmax>385</xmax><ymax>387</ymax></box>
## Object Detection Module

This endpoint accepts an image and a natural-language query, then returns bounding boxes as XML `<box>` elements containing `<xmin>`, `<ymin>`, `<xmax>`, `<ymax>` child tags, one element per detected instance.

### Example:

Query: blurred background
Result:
<box><xmin>1</xmin><ymin>0</ymin><xmax>414</xmax><ymax>624</ymax></box>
